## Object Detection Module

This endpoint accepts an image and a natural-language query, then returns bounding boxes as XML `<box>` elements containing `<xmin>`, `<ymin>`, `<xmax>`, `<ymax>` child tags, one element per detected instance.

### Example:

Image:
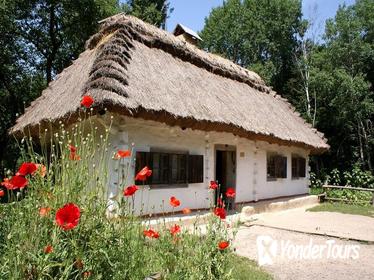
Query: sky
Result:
<box><xmin>166</xmin><ymin>0</ymin><xmax>356</xmax><ymax>38</ymax></box>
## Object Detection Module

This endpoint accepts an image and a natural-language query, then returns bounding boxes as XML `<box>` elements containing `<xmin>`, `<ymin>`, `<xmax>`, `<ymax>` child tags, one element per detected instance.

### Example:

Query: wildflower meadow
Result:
<box><xmin>0</xmin><ymin>96</ymin><xmax>238</xmax><ymax>280</ymax></box>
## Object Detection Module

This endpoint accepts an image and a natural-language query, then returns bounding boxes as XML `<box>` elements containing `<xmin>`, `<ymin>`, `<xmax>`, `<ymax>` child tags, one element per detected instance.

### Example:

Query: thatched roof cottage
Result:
<box><xmin>11</xmin><ymin>15</ymin><xmax>328</xmax><ymax>214</ymax></box>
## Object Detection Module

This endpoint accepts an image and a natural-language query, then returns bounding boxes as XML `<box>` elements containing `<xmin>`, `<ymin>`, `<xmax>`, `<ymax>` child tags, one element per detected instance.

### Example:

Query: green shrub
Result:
<box><xmin>310</xmin><ymin>164</ymin><xmax>374</xmax><ymax>205</ymax></box>
<box><xmin>343</xmin><ymin>164</ymin><xmax>374</xmax><ymax>189</ymax></box>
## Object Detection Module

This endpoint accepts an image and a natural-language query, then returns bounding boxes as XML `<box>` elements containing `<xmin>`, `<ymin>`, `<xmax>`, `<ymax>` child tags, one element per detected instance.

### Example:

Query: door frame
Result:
<box><xmin>214</xmin><ymin>144</ymin><xmax>237</xmax><ymax>207</ymax></box>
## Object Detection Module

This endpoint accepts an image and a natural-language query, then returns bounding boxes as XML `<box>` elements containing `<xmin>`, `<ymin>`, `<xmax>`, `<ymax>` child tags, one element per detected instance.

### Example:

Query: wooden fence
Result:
<box><xmin>322</xmin><ymin>185</ymin><xmax>374</xmax><ymax>205</ymax></box>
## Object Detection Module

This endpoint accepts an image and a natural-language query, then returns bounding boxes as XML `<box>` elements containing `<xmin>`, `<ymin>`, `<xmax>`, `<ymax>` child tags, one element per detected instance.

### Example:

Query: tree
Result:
<box><xmin>121</xmin><ymin>0</ymin><xmax>173</xmax><ymax>29</ymax></box>
<box><xmin>291</xmin><ymin>4</ymin><xmax>321</xmax><ymax>126</ymax></box>
<box><xmin>292</xmin><ymin>20</ymin><xmax>315</xmax><ymax>124</ymax></box>
<box><xmin>310</xmin><ymin>3</ymin><xmax>374</xmax><ymax>171</ymax></box>
<box><xmin>0</xmin><ymin>1</ymin><xmax>45</xmax><ymax>174</ymax></box>
<box><xmin>200</xmin><ymin>0</ymin><xmax>303</xmax><ymax>95</ymax></box>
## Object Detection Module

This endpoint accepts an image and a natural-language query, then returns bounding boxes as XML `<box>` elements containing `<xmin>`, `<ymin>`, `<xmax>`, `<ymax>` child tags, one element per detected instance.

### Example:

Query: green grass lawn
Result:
<box><xmin>308</xmin><ymin>202</ymin><xmax>374</xmax><ymax>218</ymax></box>
<box><xmin>228</xmin><ymin>254</ymin><xmax>272</xmax><ymax>280</ymax></box>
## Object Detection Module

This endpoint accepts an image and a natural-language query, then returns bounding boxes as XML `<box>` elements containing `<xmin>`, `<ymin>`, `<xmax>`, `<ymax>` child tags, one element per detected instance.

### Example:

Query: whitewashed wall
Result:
<box><xmin>105</xmin><ymin>115</ymin><xmax>310</xmax><ymax>215</ymax></box>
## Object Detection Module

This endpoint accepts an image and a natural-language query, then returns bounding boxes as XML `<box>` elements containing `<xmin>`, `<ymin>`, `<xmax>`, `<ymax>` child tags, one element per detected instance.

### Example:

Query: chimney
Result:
<box><xmin>172</xmin><ymin>23</ymin><xmax>202</xmax><ymax>46</ymax></box>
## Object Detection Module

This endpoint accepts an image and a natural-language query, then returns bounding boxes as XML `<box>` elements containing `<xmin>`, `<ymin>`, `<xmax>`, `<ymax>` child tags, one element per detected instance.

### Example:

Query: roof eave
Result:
<box><xmin>10</xmin><ymin>104</ymin><xmax>329</xmax><ymax>155</ymax></box>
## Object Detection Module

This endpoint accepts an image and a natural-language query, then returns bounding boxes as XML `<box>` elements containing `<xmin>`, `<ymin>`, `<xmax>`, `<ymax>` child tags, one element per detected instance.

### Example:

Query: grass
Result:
<box><xmin>309</xmin><ymin>187</ymin><xmax>324</xmax><ymax>195</ymax></box>
<box><xmin>228</xmin><ymin>254</ymin><xmax>272</xmax><ymax>280</ymax></box>
<box><xmin>308</xmin><ymin>202</ymin><xmax>374</xmax><ymax>218</ymax></box>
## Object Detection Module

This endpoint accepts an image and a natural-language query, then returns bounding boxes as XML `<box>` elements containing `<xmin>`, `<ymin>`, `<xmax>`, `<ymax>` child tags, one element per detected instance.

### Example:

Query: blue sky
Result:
<box><xmin>166</xmin><ymin>0</ymin><xmax>356</xmax><ymax>38</ymax></box>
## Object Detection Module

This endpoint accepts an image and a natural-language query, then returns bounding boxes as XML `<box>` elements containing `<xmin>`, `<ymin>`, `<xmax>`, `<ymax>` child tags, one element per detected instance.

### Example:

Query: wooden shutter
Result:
<box><xmin>188</xmin><ymin>155</ymin><xmax>204</xmax><ymax>183</ymax></box>
<box><xmin>291</xmin><ymin>156</ymin><xmax>306</xmax><ymax>178</ymax></box>
<box><xmin>151</xmin><ymin>152</ymin><xmax>170</xmax><ymax>184</ymax></box>
<box><xmin>170</xmin><ymin>153</ymin><xmax>188</xmax><ymax>184</ymax></box>
<box><xmin>274</xmin><ymin>155</ymin><xmax>287</xmax><ymax>178</ymax></box>
<box><xmin>267</xmin><ymin>155</ymin><xmax>276</xmax><ymax>179</ymax></box>
<box><xmin>281</xmin><ymin>156</ymin><xmax>287</xmax><ymax>178</ymax></box>
<box><xmin>292</xmin><ymin>157</ymin><xmax>298</xmax><ymax>178</ymax></box>
<box><xmin>150</xmin><ymin>152</ymin><xmax>160</xmax><ymax>184</ymax></box>
<box><xmin>298</xmin><ymin>157</ymin><xmax>306</xmax><ymax>177</ymax></box>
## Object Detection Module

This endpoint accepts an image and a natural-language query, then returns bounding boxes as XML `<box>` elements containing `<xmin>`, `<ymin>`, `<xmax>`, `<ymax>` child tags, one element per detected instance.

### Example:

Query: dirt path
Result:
<box><xmin>247</xmin><ymin>207</ymin><xmax>374</xmax><ymax>242</ymax></box>
<box><xmin>234</xmin><ymin>225</ymin><xmax>374</xmax><ymax>280</ymax></box>
<box><xmin>234</xmin><ymin>207</ymin><xmax>374</xmax><ymax>280</ymax></box>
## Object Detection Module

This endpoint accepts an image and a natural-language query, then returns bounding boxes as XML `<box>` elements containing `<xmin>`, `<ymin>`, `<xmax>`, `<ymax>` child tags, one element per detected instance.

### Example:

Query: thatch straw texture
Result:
<box><xmin>10</xmin><ymin>15</ymin><xmax>329</xmax><ymax>154</ymax></box>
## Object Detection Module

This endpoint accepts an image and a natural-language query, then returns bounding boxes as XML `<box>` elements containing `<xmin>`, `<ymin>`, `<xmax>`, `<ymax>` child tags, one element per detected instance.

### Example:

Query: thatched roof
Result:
<box><xmin>10</xmin><ymin>14</ymin><xmax>329</xmax><ymax>154</ymax></box>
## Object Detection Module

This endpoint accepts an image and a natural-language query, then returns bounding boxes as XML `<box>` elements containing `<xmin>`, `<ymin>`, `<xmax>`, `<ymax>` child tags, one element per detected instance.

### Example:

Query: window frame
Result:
<box><xmin>267</xmin><ymin>152</ymin><xmax>287</xmax><ymax>181</ymax></box>
<box><xmin>291</xmin><ymin>155</ymin><xmax>306</xmax><ymax>179</ymax></box>
<box><xmin>135</xmin><ymin>149</ymin><xmax>204</xmax><ymax>188</ymax></box>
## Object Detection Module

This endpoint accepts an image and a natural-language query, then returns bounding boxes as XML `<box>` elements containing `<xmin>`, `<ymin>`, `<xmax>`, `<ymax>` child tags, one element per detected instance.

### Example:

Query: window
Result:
<box><xmin>135</xmin><ymin>151</ymin><xmax>204</xmax><ymax>186</ymax></box>
<box><xmin>152</xmin><ymin>152</ymin><xmax>171</xmax><ymax>184</ymax></box>
<box><xmin>267</xmin><ymin>153</ymin><xmax>287</xmax><ymax>180</ymax></box>
<box><xmin>292</xmin><ymin>156</ymin><xmax>306</xmax><ymax>178</ymax></box>
<box><xmin>188</xmin><ymin>155</ymin><xmax>204</xmax><ymax>183</ymax></box>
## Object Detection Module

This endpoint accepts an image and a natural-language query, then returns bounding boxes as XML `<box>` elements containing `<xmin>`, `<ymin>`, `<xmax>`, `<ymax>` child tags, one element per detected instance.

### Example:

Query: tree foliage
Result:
<box><xmin>310</xmin><ymin>1</ymin><xmax>374</xmax><ymax>171</ymax></box>
<box><xmin>0</xmin><ymin>0</ymin><xmax>119</xmax><ymax>174</ymax></box>
<box><xmin>121</xmin><ymin>0</ymin><xmax>172</xmax><ymax>29</ymax></box>
<box><xmin>200</xmin><ymin>0</ymin><xmax>303</xmax><ymax>93</ymax></box>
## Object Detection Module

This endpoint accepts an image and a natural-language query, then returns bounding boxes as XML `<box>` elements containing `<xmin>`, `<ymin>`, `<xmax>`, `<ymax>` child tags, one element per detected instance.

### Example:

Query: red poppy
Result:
<box><xmin>135</xmin><ymin>166</ymin><xmax>152</xmax><ymax>181</ymax></box>
<box><xmin>123</xmin><ymin>185</ymin><xmax>139</xmax><ymax>196</ymax></box>
<box><xmin>214</xmin><ymin>207</ymin><xmax>226</xmax><ymax>220</ymax></box>
<box><xmin>1</xmin><ymin>176</ymin><xmax>28</xmax><ymax>190</ymax></box>
<box><xmin>218</xmin><ymin>241</ymin><xmax>230</xmax><ymax>250</ymax></box>
<box><xmin>170</xmin><ymin>224</ymin><xmax>181</xmax><ymax>236</ymax></box>
<box><xmin>55</xmin><ymin>203</ymin><xmax>81</xmax><ymax>230</ymax></box>
<box><xmin>209</xmin><ymin>181</ymin><xmax>218</xmax><ymax>190</ymax></box>
<box><xmin>69</xmin><ymin>145</ymin><xmax>77</xmax><ymax>153</ymax></box>
<box><xmin>69</xmin><ymin>145</ymin><xmax>81</xmax><ymax>161</ymax></box>
<box><xmin>114</xmin><ymin>150</ymin><xmax>131</xmax><ymax>159</ymax></box>
<box><xmin>39</xmin><ymin>207</ymin><xmax>51</xmax><ymax>217</ymax></box>
<box><xmin>44</xmin><ymin>245</ymin><xmax>53</xmax><ymax>254</ymax></box>
<box><xmin>226</xmin><ymin>188</ymin><xmax>236</xmax><ymax>198</ymax></box>
<box><xmin>182</xmin><ymin>208</ymin><xmax>191</xmax><ymax>214</ymax></box>
<box><xmin>0</xmin><ymin>189</ymin><xmax>4</xmax><ymax>197</ymax></box>
<box><xmin>143</xmin><ymin>229</ymin><xmax>160</xmax><ymax>239</ymax></box>
<box><xmin>169</xmin><ymin>196</ymin><xmax>181</xmax><ymax>208</ymax></box>
<box><xmin>16</xmin><ymin>162</ymin><xmax>38</xmax><ymax>176</ymax></box>
<box><xmin>81</xmin><ymin>95</ymin><xmax>94</xmax><ymax>108</ymax></box>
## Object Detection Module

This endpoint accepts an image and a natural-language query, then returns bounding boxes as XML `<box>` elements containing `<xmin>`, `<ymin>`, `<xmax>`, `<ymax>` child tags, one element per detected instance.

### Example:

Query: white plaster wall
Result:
<box><xmin>107</xmin><ymin>115</ymin><xmax>311</xmax><ymax>214</ymax></box>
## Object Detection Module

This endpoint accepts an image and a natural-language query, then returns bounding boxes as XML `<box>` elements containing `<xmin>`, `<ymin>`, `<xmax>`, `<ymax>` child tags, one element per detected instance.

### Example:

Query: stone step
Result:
<box><xmin>240</xmin><ymin>195</ymin><xmax>319</xmax><ymax>218</ymax></box>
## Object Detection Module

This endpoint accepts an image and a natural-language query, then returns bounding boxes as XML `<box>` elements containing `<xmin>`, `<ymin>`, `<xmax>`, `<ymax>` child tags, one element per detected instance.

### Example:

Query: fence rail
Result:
<box><xmin>322</xmin><ymin>185</ymin><xmax>374</xmax><ymax>205</ymax></box>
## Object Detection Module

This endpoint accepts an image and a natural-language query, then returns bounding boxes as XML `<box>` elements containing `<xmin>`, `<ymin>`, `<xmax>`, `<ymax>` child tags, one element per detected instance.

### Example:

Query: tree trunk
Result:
<box><xmin>360</xmin><ymin>120</ymin><xmax>372</xmax><ymax>171</ymax></box>
<box><xmin>46</xmin><ymin>2</ymin><xmax>60</xmax><ymax>83</ymax></box>
<box><xmin>302</xmin><ymin>41</ymin><xmax>311</xmax><ymax>120</ymax></box>
<box><xmin>357</xmin><ymin>121</ymin><xmax>365</xmax><ymax>165</ymax></box>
